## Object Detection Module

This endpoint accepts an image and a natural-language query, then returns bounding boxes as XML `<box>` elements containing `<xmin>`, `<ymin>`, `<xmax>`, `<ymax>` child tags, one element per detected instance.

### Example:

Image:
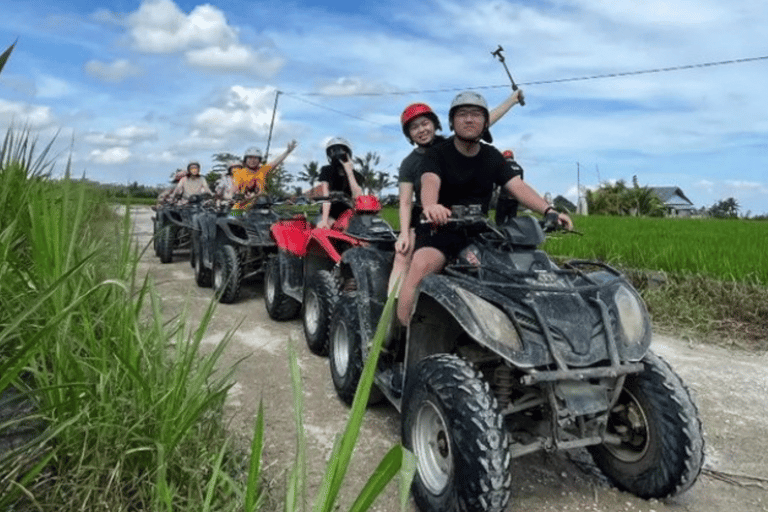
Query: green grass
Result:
<box><xmin>1</xmin><ymin>124</ymin><xmax>412</xmax><ymax>511</ymax></box>
<box><xmin>543</xmin><ymin>215</ymin><xmax>767</xmax><ymax>285</ymax></box>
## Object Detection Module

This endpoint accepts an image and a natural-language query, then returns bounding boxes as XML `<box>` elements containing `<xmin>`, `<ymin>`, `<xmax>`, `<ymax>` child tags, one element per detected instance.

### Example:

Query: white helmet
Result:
<box><xmin>449</xmin><ymin>91</ymin><xmax>492</xmax><ymax>143</ymax></box>
<box><xmin>325</xmin><ymin>137</ymin><xmax>353</xmax><ymax>163</ymax></box>
<box><xmin>226</xmin><ymin>158</ymin><xmax>242</xmax><ymax>172</ymax></box>
<box><xmin>244</xmin><ymin>146</ymin><xmax>262</xmax><ymax>160</ymax></box>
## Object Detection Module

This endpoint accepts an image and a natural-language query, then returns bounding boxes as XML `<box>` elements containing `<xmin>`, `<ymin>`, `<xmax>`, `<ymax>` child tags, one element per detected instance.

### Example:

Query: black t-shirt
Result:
<box><xmin>319</xmin><ymin>162</ymin><xmax>365</xmax><ymax>218</ymax></box>
<box><xmin>398</xmin><ymin>134</ymin><xmax>447</xmax><ymax>203</ymax></box>
<box><xmin>420</xmin><ymin>138</ymin><xmax>520</xmax><ymax>214</ymax></box>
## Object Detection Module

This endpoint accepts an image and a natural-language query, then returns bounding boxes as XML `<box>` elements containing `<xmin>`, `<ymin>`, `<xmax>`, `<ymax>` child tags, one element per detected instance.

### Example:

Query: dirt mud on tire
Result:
<box><xmin>129</xmin><ymin>205</ymin><xmax>768</xmax><ymax>512</ymax></box>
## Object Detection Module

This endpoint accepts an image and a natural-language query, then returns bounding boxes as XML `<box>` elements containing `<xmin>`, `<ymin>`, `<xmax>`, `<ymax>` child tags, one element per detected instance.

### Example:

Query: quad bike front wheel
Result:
<box><xmin>264</xmin><ymin>256</ymin><xmax>300</xmax><ymax>320</ymax></box>
<box><xmin>302</xmin><ymin>270</ymin><xmax>339</xmax><ymax>356</ymax></box>
<box><xmin>588</xmin><ymin>350</ymin><xmax>704</xmax><ymax>499</ymax></box>
<box><xmin>157</xmin><ymin>225</ymin><xmax>175</xmax><ymax>263</ymax></box>
<box><xmin>329</xmin><ymin>295</ymin><xmax>383</xmax><ymax>406</ymax></box>
<box><xmin>213</xmin><ymin>244</ymin><xmax>241</xmax><ymax>304</ymax></box>
<box><xmin>194</xmin><ymin>240</ymin><xmax>212</xmax><ymax>288</ymax></box>
<box><xmin>402</xmin><ymin>354</ymin><xmax>512</xmax><ymax>512</ymax></box>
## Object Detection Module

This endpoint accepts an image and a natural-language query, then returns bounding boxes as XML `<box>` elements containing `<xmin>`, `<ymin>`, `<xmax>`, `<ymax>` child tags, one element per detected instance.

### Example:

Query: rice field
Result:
<box><xmin>543</xmin><ymin>215</ymin><xmax>767</xmax><ymax>286</ymax></box>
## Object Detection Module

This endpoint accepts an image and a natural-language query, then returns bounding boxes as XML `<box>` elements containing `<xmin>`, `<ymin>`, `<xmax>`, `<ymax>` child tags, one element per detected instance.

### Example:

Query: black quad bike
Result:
<box><xmin>327</xmin><ymin>206</ymin><xmax>705</xmax><ymax>512</ymax></box>
<box><xmin>152</xmin><ymin>194</ymin><xmax>212</xmax><ymax>264</ymax></box>
<box><xmin>192</xmin><ymin>196</ymin><xmax>283</xmax><ymax>304</ymax></box>
<box><xmin>265</xmin><ymin>192</ymin><xmax>396</xmax><ymax>356</ymax></box>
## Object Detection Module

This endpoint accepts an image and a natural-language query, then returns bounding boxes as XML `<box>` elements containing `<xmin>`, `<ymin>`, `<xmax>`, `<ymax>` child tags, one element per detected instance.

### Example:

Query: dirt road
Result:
<box><xmin>133</xmin><ymin>205</ymin><xmax>768</xmax><ymax>512</ymax></box>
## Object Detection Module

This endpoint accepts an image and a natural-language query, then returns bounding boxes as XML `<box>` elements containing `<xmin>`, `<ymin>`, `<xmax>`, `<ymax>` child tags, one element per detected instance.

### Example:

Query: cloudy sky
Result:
<box><xmin>1</xmin><ymin>0</ymin><xmax>767</xmax><ymax>214</ymax></box>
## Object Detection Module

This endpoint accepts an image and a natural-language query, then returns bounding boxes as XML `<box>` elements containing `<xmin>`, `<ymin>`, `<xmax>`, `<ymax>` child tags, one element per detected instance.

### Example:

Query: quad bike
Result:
<box><xmin>192</xmin><ymin>195</ymin><xmax>282</xmax><ymax>304</ymax></box>
<box><xmin>327</xmin><ymin>205</ymin><xmax>705</xmax><ymax>512</ymax></box>
<box><xmin>152</xmin><ymin>194</ymin><xmax>212</xmax><ymax>264</ymax></box>
<box><xmin>265</xmin><ymin>192</ymin><xmax>396</xmax><ymax>356</ymax></box>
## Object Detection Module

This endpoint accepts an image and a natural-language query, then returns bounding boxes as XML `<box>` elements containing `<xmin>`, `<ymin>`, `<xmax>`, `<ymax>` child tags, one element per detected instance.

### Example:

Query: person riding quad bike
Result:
<box><xmin>327</xmin><ymin>207</ymin><xmax>705</xmax><ymax>512</ymax></box>
<box><xmin>265</xmin><ymin>189</ymin><xmax>395</xmax><ymax>356</ymax></box>
<box><xmin>324</xmin><ymin>91</ymin><xmax>704</xmax><ymax>512</ymax></box>
<box><xmin>155</xmin><ymin>162</ymin><xmax>213</xmax><ymax>264</ymax></box>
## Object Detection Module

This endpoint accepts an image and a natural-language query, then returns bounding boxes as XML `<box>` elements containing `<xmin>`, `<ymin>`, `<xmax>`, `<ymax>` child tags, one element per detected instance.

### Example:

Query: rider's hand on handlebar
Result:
<box><xmin>546</xmin><ymin>210</ymin><xmax>573</xmax><ymax>231</ymax></box>
<box><xmin>423</xmin><ymin>204</ymin><xmax>452</xmax><ymax>225</ymax></box>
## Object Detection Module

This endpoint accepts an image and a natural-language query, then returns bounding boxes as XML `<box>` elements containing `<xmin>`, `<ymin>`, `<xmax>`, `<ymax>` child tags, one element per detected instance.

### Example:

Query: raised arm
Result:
<box><xmin>489</xmin><ymin>89</ymin><xmax>524</xmax><ymax>127</ymax></box>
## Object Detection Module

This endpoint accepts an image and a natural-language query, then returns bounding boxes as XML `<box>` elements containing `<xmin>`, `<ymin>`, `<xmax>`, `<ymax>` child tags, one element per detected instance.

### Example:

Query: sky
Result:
<box><xmin>1</xmin><ymin>0</ymin><xmax>767</xmax><ymax>215</ymax></box>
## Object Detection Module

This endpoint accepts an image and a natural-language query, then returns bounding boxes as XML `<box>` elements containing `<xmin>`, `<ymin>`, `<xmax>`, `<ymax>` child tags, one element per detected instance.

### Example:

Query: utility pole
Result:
<box><xmin>264</xmin><ymin>90</ymin><xmax>281</xmax><ymax>161</ymax></box>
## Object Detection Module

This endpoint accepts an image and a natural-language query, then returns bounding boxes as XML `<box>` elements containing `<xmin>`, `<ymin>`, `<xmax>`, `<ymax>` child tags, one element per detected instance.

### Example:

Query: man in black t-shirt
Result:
<box><xmin>396</xmin><ymin>91</ymin><xmax>573</xmax><ymax>326</ymax></box>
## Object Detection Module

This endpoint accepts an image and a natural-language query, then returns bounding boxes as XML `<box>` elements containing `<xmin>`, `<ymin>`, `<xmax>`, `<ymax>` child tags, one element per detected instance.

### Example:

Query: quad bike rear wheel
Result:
<box><xmin>402</xmin><ymin>354</ymin><xmax>512</xmax><ymax>512</ymax></box>
<box><xmin>264</xmin><ymin>256</ymin><xmax>300</xmax><ymax>320</ymax></box>
<box><xmin>329</xmin><ymin>295</ymin><xmax>383</xmax><ymax>405</ymax></box>
<box><xmin>588</xmin><ymin>350</ymin><xmax>704</xmax><ymax>499</ymax></box>
<box><xmin>302</xmin><ymin>270</ymin><xmax>339</xmax><ymax>356</ymax></box>
<box><xmin>214</xmin><ymin>244</ymin><xmax>241</xmax><ymax>304</ymax></box>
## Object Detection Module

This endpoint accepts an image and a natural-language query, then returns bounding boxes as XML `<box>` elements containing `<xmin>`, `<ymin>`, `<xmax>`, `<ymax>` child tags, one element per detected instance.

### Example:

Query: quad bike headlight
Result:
<box><xmin>455</xmin><ymin>288</ymin><xmax>522</xmax><ymax>352</ymax></box>
<box><xmin>614</xmin><ymin>284</ymin><xmax>647</xmax><ymax>346</ymax></box>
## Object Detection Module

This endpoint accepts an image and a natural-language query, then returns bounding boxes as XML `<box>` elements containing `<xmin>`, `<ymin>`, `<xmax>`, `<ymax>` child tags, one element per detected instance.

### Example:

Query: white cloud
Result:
<box><xmin>125</xmin><ymin>0</ymin><xmax>282</xmax><ymax>74</ymax></box>
<box><xmin>84</xmin><ymin>125</ymin><xmax>158</xmax><ymax>147</ymax></box>
<box><xmin>84</xmin><ymin>59</ymin><xmax>143</xmax><ymax>83</ymax></box>
<box><xmin>192</xmin><ymin>85</ymin><xmax>278</xmax><ymax>138</ymax></box>
<box><xmin>90</xmin><ymin>147</ymin><xmax>132</xmax><ymax>164</ymax></box>
<box><xmin>36</xmin><ymin>75</ymin><xmax>76</xmax><ymax>99</ymax></box>
<box><xmin>0</xmin><ymin>100</ymin><xmax>57</xmax><ymax>129</ymax></box>
<box><xmin>185</xmin><ymin>43</ymin><xmax>283</xmax><ymax>74</ymax></box>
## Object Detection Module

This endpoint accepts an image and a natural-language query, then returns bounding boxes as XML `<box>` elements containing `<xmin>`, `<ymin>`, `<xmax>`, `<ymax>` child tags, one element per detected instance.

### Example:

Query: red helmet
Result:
<box><xmin>400</xmin><ymin>103</ymin><xmax>441</xmax><ymax>143</ymax></box>
<box><xmin>502</xmin><ymin>149</ymin><xmax>514</xmax><ymax>159</ymax></box>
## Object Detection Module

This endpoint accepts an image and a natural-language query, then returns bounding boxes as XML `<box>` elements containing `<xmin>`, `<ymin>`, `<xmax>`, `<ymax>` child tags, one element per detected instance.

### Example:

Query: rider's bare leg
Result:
<box><xmin>387</xmin><ymin>228</ymin><xmax>416</xmax><ymax>295</ymax></box>
<box><xmin>396</xmin><ymin>246</ymin><xmax>446</xmax><ymax>326</ymax></box>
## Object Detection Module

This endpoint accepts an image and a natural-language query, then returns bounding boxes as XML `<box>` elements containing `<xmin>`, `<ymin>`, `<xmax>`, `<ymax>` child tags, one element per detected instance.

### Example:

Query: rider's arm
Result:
<box><xmin>266</xmin><ymin>140</ymin><xmax>298</xmax><ymax>170</ymax></box>
<box><xmin>489</xmin><ymin>89</ymin><xmax>523</xmax><ymax>127</ymax></box>
<box><xmin>420</xmin><ymin>172</ymin><xmax>451</xmax><ymax>224</ymax></box>
<box><xmin>172</xmin><ymin>177</ymin><xmax>186</xmax><ymax>199</ymax></box>
<box><xmin>504</xmin><ymin>176</ymin><xmax>573</xmax><ymax>230</ymax></box>
<box><xmin>319</xmin><ymin>181</ymin><xmax>331</xmax><ymax>223</ymax></box>
<box><xmin>398</xmin><ymin>182</ymin><xmax>413</xmax><ymax>231</ymax></box>
<box><xmin>342</xmin><ymin>159</ymin><xmax>363</xmax><ymax>199</ymax></box>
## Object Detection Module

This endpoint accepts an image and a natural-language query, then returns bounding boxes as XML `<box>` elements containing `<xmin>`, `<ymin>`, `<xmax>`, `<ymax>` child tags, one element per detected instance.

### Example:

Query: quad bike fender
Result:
<box><xmin>305</xmin><ymin>228</ymin><xmax>360</xmax><ymax>265</ymax></box>
<box><xmin>339</xmin><ymin>247</ymin><xmax>393</xmax><ymax>342</ymax></box>
<box><xmin>196</xmin><ymin>214</ymin><xmax>218</xmax><ymax>267</ymax></box>
<box><xmin>408</xmin><ymin>274</ymin><xmax>533</xmax><ymax>370</ymax></box>
<box><xmin>276</xmin><ymin>249</ymin><xmax>304</xmax><ymax>302</ymax></box>
<box><xmin>270</xmin><ymin>217</ymin><xmax>311</xmax><ymax>257</ymax></box>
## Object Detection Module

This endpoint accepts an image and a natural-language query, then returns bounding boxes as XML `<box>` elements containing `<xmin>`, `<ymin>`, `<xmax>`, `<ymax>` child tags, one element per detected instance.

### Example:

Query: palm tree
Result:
<box><xmin>353</xmin><ymin>152</ymin><xmax>381</xmax><ymax>194</ymax></box>
<box><xmin>297</xmin><ymin>160</ymin><xmax>320</xmax><ymax>188</ymax></box>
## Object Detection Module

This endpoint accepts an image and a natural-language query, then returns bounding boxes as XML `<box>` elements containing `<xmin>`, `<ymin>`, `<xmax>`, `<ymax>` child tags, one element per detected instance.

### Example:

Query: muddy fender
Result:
<box><xmin>340</xmin><ymin>247</ymin><xmax>393</xmax><ymax>343</ymax></box>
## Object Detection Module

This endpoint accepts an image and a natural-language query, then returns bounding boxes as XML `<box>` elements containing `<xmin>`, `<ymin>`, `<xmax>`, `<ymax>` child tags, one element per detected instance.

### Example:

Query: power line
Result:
<box><xmin>277</xmin><ymin>54</ymin><xmax>768</xmax><ymax>126</ymax></box>
<box><xmin>280</xmin><ymin>91</ymin><xmax>384</xmax><ymax>125</ymax></box>
<box><xmin>285</xmin><ymin>54</ymin><xmax>768</xmax><ymax>98</ymax></box>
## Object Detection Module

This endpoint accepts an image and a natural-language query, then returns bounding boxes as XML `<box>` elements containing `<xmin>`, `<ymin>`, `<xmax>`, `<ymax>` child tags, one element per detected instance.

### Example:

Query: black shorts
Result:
<box><xmin>414</xmin><ymin>224</ymin><xmax>469</xmax><ymax>261</ymax></box>
<box><xmin>409</xmin><ymin>204</ymin><xmax>423</xmax><ymax>228</ymax></box>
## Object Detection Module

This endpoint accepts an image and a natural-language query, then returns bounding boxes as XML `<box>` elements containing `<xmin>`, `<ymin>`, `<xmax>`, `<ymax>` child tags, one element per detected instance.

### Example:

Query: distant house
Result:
<box><xmin>649</xmin><ymin>187</ymin><xmax>696</xmax><ymax>216</ymax></box>
<box><xmin>553</xmin><ymin>195</ymin><xmax>577</xmax><ymax>213</ymax></box>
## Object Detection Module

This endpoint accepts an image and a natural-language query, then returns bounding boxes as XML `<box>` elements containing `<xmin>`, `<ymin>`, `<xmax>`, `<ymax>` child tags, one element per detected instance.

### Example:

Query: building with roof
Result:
<box><xmin>649</xmin><ymin>187</ymin><xmax>696</xmax><ymax>216</ymax></box>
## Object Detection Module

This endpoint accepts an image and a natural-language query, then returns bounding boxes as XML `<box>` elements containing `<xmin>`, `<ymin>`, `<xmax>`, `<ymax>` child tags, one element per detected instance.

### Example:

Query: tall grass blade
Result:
<box><xmin>348</xmin><ymin>445</ymin><xmax>416</xmax><ymax>512</ymax></box>
<box><xmin>285</xmin><ymin>339</ymin><xmax>307</xmax><ymax>512</ymax></box>
<box><xmin>245</xmin><ymin>400</ymin><xmax>265</xmax><ymax>512</ymax></box>
<box><xmin>313</xmin><ymin>285</ymin><xmax>405</xmax><ymax>512</ymax></box>
<box><xmin>0</xmin><ymin>40</ymin><xmax>16</xmax><ymax>74</ymax></box>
